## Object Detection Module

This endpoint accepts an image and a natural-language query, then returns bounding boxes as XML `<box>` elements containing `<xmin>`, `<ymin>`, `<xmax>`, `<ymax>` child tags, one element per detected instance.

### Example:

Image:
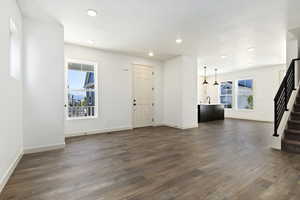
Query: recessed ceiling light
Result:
<box><xmin>176</xmin><ymin>38</ymin><xmax>183</xmax><ymax>44</ymax></box>
<box><xmin>148</xmin><ymin>51</ymin><xmax>154</xmax><ymax>57</ymax></box>
<box><xmin>87</xmin><ymin>9</ymin><xmax>98</xmax><ymax>17</ymax></box>
<box><xmin>87</xmin><ymin>40</ymin><xmax>94</xmax><ymax>45</ymax></box>
<box><xmin>248</xmin><ymin>47</ymin><xmax>255</xmax><ymax>52</ymax></box>
<box><xmin>221</xmin><ymin>55</ymin><xmax>227</xmax><ymax>59</ymax></box>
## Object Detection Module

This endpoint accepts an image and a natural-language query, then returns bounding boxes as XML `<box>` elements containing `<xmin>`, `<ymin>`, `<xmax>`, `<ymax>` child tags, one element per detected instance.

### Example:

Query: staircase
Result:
<box><xmin>282</xmin><ymin>95</ymin><xmax>300</xmax><ymax>153</ymax></box>
<box><xmin>274</xmin><ymin>58</ymin><xmax>300</xmax><ymax>153</ymax></box>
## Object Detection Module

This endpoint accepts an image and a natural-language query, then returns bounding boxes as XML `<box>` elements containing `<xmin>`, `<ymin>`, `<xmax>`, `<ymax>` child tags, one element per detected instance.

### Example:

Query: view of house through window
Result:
<box><xmin>220</xmin><ymin>81</ymin><xmax>233</xmax><ymax>108</ymax></box>
<box><xmin>67</xmin><ymin>61</ymin><xmax>97</xmax><ymax>119</ymax></box>
<box><xmin>237</xmin><ymin>79</ymin><xmax>253</xmax><ymax>110</ymax></box>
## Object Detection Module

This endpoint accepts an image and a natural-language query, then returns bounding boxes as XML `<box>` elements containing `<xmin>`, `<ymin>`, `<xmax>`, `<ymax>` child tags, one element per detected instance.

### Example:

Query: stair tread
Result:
<box><xmin>291</xmin><ymin>111</ymin><xmax>300</xmax><ymax>115</ymax></box>
<box><xmin>285</xmin><ymin>129</ymin><xmax>300</xmax><ymax>134</ymax></box>
<box><xmin>283</xmin><ymin>139</ymin><xmax>300</xmax><ymax>146</ymax></box>
<box><xmin>288</xmin><ymin>120</ymin><xmax>300</xmax><ymax>124</ymax></box>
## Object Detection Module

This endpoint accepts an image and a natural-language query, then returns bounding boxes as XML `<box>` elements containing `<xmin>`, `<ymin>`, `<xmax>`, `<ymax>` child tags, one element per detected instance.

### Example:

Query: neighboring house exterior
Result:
<box><xmin>83</xmin><ymin>72</ymin><xmax>95</xmax><ymax>116</ymax></box>
<box><xmin>84</xmin><ymin>72</ymin><xmax>95</xmax><ymax>106</ymax></box>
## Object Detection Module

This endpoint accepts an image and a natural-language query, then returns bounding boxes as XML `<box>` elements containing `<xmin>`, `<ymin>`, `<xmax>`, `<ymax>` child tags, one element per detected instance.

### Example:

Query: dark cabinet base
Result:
<box><xmin>198</xmin><ymin>104</ymin><xmax>224</xmax><ymax>123</ymax></box>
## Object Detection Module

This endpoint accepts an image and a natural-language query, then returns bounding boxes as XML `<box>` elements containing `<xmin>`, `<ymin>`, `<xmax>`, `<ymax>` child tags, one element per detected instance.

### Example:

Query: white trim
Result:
<box><xmin>160</xmin><ymin>123</ymin><xmax>198</xmax><ymax>130</ymax></box>
<box><xmin>153</xmin><ymin>123</ymin><xmax>165</xmax><ymax>127</ymax></box>
<box><xmin>0</xmin><ymin>150</ymin><xmax>23</xmax><ymax>193</ymax></box>
<box><xmin>225</xmin><ymin>117</ymin><xmax>272</xmax><ymax>123</ymax></box>
<box><xmin>65</xmin><ymin>58</ymin><xmax>99</xmax><ymax>120</ymax></box>
<box><xmin>181</xmin><ymin>124</ymin><xmax>199</xmax><ymax>129</ymax></box>
<box><xmin>235</xmin><ymin>78</ymin><xmax>254</xmax><ymax>111</ymax></box>
<box><xmin>66</xmin><ymin>115</ymin><xmax>97</xmax><ymax>121</ymax></box>
<box><xmin>219</xmin><ymin>80</ymin><xmax>233</xmax><ymax>109</ymax></box>
<box><xmin>161</xmin><ymin>123</ymin><xmax>181</xmax><ymax>129</ymax></box>
<box><xmin>23</xmin><ymin>143</ymin><xmax>65</xmax><ymax>154</ymax></box>
<box><xmin>65</xmin><ymin>126</ymin><xmax>133</xmax><ymax>138</ymax></box>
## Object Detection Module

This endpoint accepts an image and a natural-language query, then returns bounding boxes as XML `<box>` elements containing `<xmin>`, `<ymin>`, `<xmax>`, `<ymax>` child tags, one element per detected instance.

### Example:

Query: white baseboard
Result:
<box><xmin>181</xmin><ymin>124</ymin><xmax>199</xmax><ymax>129</ymax></box>
<box><xmin>65</xmin><ymin>126</ymin><xmax>133</xmax><ymax>138</ymax></box>
<box><xmin>0</xmin><ymin>150</ymin><xmax>23</xmax><ymax>194</ymax></box>
<box><xmin>160</xmin><ymin>123</ymin><xmax>199</xmax><ymax>130</ymax></box>
<box><xmin>23</xmin><ymin>143</ymin><xmax>65</xmax><ymax>154</ymax></box>
<box><xmin>225</xmin><ymin>117</ymin><xmax>273</xmax><ymax>123</ymax></box>
<box><xmin>160</xmin><ymin>123</ymin><xmax>181</xmax><ymax>129</ymax></box>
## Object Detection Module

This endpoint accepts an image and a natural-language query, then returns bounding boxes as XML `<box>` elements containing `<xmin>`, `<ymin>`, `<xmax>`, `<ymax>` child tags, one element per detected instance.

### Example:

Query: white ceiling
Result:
<box><xmin>18</xmin><ymin>0</ymin><xmax>300</xmax><ymax>74</ymax></box>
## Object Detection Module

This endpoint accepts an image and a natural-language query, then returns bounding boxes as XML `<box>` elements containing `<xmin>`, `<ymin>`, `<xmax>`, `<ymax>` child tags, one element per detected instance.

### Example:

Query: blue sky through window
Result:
<box><xmin>68</xmin><ymin>69</ymin><xmax>87</xmax><ymax>90</ymax></box>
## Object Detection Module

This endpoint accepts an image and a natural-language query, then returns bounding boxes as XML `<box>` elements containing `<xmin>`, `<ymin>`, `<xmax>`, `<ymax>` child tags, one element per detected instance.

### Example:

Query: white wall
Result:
<box><xmin>286</xmin><ymin>39</ymin><xmax>299</xmax><ymax>84</ymax></box>
<box><xmin>286</xmin><ymin>39</ymin><xmax>298</xmax><ymax>66</ymax></box>
<box><xmin>199</xmin><ymin>65</ymin><xmax>285</xmax><ymax>122</ymax></box>
<box><xmin>0</xmin><ymin>0</ymin><xmax>23</xmax><ymax>192</ymax></box>
<box><xmin>181</xmin><ymin>56</ymin><xmax>198</xmax><ymax>129</ymax></box>
<box><xmin>163</xmin><ymin>56</ymin><xmax>198</xmax><ymax>129</ymax></box>
<box><xmin>23</xmin><ymin>18</ymin><xmax>65</xmax><ymax>152</ymax></box>
<box><xmin>163</xmin><ymin>57</ymin><xmax>182</xmax><ymax>128</ymax></box>
<box><xmin>64</xmin><ymin>44</ymin><xmax>163</xmax><ymax>136</ymax></box>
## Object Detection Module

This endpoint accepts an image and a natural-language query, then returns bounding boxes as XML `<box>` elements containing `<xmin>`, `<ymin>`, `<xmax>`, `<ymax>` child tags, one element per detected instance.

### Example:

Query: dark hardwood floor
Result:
<box><xmin>1</xmin><ymin>119</ymin><xmax>300</xmax><ymax>200</ymax></box>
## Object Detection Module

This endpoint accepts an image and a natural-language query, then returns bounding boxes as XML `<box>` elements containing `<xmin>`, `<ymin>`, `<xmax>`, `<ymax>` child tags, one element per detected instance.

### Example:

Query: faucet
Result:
<box><xmin>206</xmin><ymin>96</ymin><xmax>211</xmax><ymax>104</ymax></box>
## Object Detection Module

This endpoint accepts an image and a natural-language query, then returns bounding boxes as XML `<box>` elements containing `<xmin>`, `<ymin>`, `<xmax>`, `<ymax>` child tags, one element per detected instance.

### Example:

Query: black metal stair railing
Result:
<box><xmin>274</xmin><ymin>58</ymin><xmax>300</xmax><ymax>137</ymax></box>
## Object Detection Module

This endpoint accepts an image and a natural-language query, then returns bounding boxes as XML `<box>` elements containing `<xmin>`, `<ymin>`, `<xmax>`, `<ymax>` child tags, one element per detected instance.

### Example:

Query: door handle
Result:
<box><xmin>133</xmin><ymin>103</ymin><xmax>137</xmax><ymax>106</ymax></box>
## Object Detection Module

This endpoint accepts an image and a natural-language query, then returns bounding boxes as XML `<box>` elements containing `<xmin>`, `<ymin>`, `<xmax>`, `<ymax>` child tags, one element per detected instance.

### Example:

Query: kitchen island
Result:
<box><xmin>198</xmin><ymin>104</ymin><xmax>224</xmax><ymax>123</ymax></box>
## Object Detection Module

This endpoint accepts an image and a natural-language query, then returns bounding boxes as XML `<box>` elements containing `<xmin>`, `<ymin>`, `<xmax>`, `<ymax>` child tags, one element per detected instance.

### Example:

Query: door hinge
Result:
<box><xmin>152</xmin><ymin>103</ymin><xmax>154</xmax><ymax>106</ymax></box>
<box><xmin>152</xmin><ymin>118</ymin><xmax>154</xmax><ymax>122</ymax></box>
<box><xmin>152</xmin><ymin>72</ymin><xmax>154</xmax><ymax>75</ymax></box>
<box><xmin>152</xmin><ymin>87</ymin><xmax>155</xmax><ymax>91</ymax></box>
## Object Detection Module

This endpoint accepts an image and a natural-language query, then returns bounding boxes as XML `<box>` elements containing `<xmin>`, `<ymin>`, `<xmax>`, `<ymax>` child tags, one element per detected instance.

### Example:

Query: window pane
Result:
<box><xmin>68</xmin><ymin>90</ymin><xmax>95</xmax><ymax>118</ymax></box>
<box><xmin>220</xmin><ymin>81</ymin><xmax>232</xmax><ymax>95</ymax></box>
<box><xmin>220</xmin><ymin>81</ymin><xmax>233</xmax><ymax>108</ymax></box>
<box><xmin>68</xmin><ymin>63</ymin><xmax>85</xmax><ymax>90</ymax></box>
<box><xmin>237</xmin><ymin>79</ymin><xmax>253</xmax><ymax>109</ymax></box>
<box><xmin>220</xmin><ymin>96</ymin><xmax>232</xmax><ymax>108</ymax></box>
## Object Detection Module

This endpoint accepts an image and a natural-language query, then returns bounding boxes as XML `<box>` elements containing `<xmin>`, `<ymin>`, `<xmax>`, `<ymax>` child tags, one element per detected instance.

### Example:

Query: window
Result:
<box><xmin>66</xmin><ymin>60</ymin><xmax>98</xmax><ymax>119</ymax></box>
<box><xmin>237</xmin><ymin>79</ymin><xmax>253</xmax><ymax>110</ymax></box>
<box><xmin>220</xmin><ymin>81</ymin><xmax>233</xmax><ymax>108</ymax></box>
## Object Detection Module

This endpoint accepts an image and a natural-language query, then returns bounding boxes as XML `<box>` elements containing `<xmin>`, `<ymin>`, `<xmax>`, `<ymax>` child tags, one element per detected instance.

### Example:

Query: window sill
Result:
<box><xmin>66</xmin><ymin>116</ymin><xmax>98</xmax><ymax>121</ymax></box>
<box><xmin>235</xmin><ymin>108</ymin><xmax>254</xmax><ymax>112</ymax></box>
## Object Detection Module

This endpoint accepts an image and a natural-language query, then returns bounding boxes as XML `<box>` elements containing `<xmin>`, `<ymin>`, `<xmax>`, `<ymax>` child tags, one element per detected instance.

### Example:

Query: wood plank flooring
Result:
<box><xmin>1</xmin><ymin>119</ymin><xmax>300</xmax><ymax>200</ymax></box>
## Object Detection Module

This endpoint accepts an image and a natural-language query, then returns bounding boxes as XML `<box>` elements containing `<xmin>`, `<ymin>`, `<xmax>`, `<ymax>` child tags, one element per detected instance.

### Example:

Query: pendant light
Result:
<box><xmin>213</xmin><ymin>68</ymin><xmax>219</xmax><ymax>86</ymax></box>
<box><xmin>203</xmin><ymin>66</ymin><xmax>208</xmax><ymax>85</ymax></box>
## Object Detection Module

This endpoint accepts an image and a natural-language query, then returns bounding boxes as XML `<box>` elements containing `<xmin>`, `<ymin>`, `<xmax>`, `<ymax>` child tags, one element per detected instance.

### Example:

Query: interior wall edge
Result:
<box><xmin>0</xmin><ymin>150</ymin><xmax>23</xmax><ymax>194</ymax></box>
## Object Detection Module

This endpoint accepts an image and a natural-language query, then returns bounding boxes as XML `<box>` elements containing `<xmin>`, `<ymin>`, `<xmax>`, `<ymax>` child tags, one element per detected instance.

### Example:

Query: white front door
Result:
<box><xmin>133</xmin><ymin>64</ymin><xmax>154</xmax><ymax>128</ymax></box>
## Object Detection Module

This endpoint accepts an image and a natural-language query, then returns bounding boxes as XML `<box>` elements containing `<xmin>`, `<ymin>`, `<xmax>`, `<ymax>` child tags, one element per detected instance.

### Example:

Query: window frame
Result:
<box><xmin>219</xmin><ymin>80</ymin><xmax>233</xmax><ymax>110</ymax></box>
<box><xmin>235</xmin><ymin>78</ymin><xmax>254</xmax><ymax>111</ymax></box>
<box><xmin>65</xmin><ymin>58</ymin><xmax>98</xmax><ymax>120</ymax></box>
